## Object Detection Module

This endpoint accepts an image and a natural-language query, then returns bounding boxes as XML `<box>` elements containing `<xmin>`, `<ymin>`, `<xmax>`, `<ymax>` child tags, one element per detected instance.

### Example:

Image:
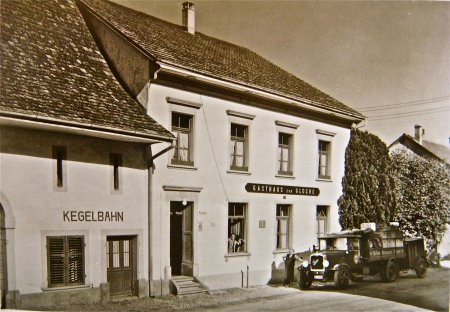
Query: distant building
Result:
<box><xmin>0</xmin><ymin>0</ymin><xmax>173</xmax><ymax>309</ymax></box>
<box><xmin>79</xmin><ymin>0</ymin><xmax>364</xmax><ymax>295</ymax></box>
<box><xmin>389</xmin><ymin>125</ymin><xmax>450</xmax><ymax>257</ymax></box>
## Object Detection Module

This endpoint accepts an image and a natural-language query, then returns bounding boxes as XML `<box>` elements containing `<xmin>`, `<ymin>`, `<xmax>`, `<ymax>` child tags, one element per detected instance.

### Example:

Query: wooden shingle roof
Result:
<box><xmin>0</xmin><ymin>0</ymin><xmax>174</xmax><ymax>142</ymax></box>
<box><xmin>80</xmin><ymin>0</ymin><xmax>364</xmax><ymax>120</ymax></box>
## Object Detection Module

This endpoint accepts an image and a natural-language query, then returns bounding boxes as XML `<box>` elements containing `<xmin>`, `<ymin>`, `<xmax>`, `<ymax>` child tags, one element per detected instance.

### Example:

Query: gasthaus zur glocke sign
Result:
<box><xmin>245</xmin><ymin>183</ymin><xmax>320</xmax><ymax>196</ymax></box>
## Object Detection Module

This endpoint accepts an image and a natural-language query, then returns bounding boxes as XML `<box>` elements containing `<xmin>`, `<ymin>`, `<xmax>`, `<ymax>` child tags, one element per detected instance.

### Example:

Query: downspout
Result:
<box><xmin>147</xmin><ymin>140</ymin><xmax>176</xmax><ymax>297</ymax></box>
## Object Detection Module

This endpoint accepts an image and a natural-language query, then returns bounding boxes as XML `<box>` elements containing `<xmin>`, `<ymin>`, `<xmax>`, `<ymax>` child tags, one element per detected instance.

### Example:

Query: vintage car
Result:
<box><xmin>298</xmin><ymin>223</ymin><xmax>427</xmax><ymax>289</ymax></box>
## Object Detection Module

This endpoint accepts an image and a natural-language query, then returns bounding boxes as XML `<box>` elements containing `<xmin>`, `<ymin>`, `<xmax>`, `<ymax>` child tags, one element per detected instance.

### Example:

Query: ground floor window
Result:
<box><xmin>47</xmin><ymin>236</ymin><xmax>84</xmax><ymax>287</ymax></box>
<box><xmin>316</xmin><ymin>205</ymin><xmax>329</xmax><ymax>240</ymax></box>
<box><xmin>228</xmin><ymin>203</ymin><xmax>246</xmax><ymax>253</ymax></box>
<box><xmin>276</xmin><ymin>204</ymin><xmax>291</xmax><ymax>249</ymax></box>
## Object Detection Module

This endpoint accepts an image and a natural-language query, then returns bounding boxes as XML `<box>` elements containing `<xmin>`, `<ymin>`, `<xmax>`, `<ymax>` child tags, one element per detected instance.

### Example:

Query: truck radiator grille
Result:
<box><xmin>311</xmin><ymin>255</ymin><xmax>324</xmax><ymax>270</ymax></box>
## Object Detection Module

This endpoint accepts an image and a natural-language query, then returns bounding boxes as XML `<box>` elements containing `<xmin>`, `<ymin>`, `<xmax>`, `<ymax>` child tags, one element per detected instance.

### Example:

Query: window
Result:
<box><xmin>278</xmin><ymin>133</ymin><xmax>292</xmax><ymax>175</ymax></box>
<box><xmin>171</xmin><ymin>112</ymin><xmax>193</xmax><ymax>166</ymax></box>
<box><xmin>47</xmin><ymin>236</ymin><xmax>84</xmax><ymax>287</ymax></box>
<box><xmin>276</xmin><ymin>204</ymin><xmax>290</xmax><ymax>249</ymax></box>
<box><xmin>316</xmin><ymin>206</ymin><xmax>329</xmax><ymax>239</ymax></box>
<box><xmin>53</xmin><ymin>146</ymin><xmax>66</xmax><ymax>189</ymax></box>
<box><xmin>318</xmin><ymin>140</ymin><xmax>331</xmax><ymax>179</ymax></box>
<box><xmin>228</xmin><ymin>203</ymin><xmax>246</xmax><ymax>253</ymax></box>
<box><xmin>230</xmin><ymin>123</ymin><xmax>248</xmax><ymax>171</ymax></box>
<box><xmin>110</xmin><ymin>153</ymin><xmax>122</xmax><ymax>191</ymax></box>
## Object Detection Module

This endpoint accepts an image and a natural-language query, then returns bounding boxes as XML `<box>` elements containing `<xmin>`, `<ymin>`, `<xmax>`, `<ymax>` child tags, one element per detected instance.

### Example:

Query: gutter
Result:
<box><xmin>156</xmin><ymin>61</ymin><xmax>365</xmax><ymax>123</ymax></box>
<box><xmin>0</xmin><ymin>111</ymin><xmax>174</xmax><ymax>144</ymax></box>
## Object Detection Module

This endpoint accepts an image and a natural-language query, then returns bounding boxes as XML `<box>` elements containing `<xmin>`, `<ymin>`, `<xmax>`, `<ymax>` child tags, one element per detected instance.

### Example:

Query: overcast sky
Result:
<box><xmin>112</xmin><ymin>0</ymin><xmax>450</xmax><ymax>146</ymax></box>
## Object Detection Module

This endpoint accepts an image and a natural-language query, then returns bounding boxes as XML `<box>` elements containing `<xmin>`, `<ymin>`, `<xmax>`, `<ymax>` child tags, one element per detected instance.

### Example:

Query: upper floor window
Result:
<box><xmin>47</xmin><ymin>235</ymin><xmax>85</xmax><ymax>287</ymax></box>
<box><xmin>53</xmin><ymin>146</ymin><xmax>67</xmax><ymax>190</ymax></box>
<box><xmin>318</xmin><ymin>140</ymin><xmax>331</xmax><ymax>179</ymax></box>
<box><xmin>110</xmin><ymin>153</ymin><xmax>122</xmax><ymax>191</ymax></box>
<box><xmin>228</xmin><ymin>203</ymin><xmax>247</xmax><ymax>253</ymax></box>
<box><xmin>278</xmin><ymin>133</ymin><xmax>293</xmax><ymax>175</ymax></box>
<box><xmin>171</xmin><ymin>112</ymin><xmax>194</xmax><ymax>166</ymax></box>
<box><xmin>230</xmin><ymin>123</ymin><xmax>248</xmax><ymax>171</ymax></box>
<box><xmin>276</xmin><ymin>204</ymin><xmax>291</xmax><ymax>250</ymax></box>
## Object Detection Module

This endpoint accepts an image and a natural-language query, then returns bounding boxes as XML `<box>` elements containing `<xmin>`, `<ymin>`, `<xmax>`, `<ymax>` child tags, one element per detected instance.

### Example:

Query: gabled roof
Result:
<box><xmin>79</xmin><ymin>0</ymin><xmax>364</xmax><ymax>121</ymax></box>
<box><xmin>389</xmin><ymin>134</ymin><xmax>450</xmax><ymax>165</ymax></box>
<box><xmin>0</xmin><ymin>0</ymin><xmax>174</xmax><ymax>143</ymax></box>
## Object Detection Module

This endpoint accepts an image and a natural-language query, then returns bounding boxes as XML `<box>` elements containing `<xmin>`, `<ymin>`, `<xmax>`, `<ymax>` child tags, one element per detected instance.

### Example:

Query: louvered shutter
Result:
<box><xmin>67</xmin><ymin>236</ymin><xmax>84</xmax><ymax>285</ymax></box>
<box><xmin>47</xmin><ymin>237</ymin><xmax>65</xmax><ymax>287</ymax></box>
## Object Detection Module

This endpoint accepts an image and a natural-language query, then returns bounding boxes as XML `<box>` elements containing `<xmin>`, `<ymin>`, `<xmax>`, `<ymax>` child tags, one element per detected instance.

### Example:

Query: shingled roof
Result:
<box><xmin>0</xmin><ymin>0</ymin><xmax>173</xmax><ymax>142</ymax></box>
<box><xmin>79</xmin><ymin>0</ymin><xmax>364</xmax><ymax>120</ymax></box>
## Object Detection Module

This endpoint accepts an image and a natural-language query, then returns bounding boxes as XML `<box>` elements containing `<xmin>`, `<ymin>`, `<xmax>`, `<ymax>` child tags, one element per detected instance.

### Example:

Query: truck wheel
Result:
<box><xmin>298</xmin><ymin>268</ymin><xmax>311</xmax><ymax>290</ymax></box>
<box><xmin>381</xmin><ymin>261</ymin><xmax>398</xmax><ymax>283</ymax></box>
<box><xmin>334</xmin><ymin>266</ymin><xmax>350</xmax><ymax>289</ymax></box>
<box><xmin>415</xmin><ymin>258</ymin><xmax>427</xmax><ymax>278</ymax></box>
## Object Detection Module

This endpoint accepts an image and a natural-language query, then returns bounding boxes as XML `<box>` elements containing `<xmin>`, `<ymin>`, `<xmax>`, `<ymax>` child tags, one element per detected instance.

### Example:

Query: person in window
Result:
<box><xmin>228</xmin><ymin>233</ymin><xmax>239</xmax><ymax>253</ymax></box>
<box><xmin>283</xmin><ymin>249</ymin><xmax>299</xmax><ymax>287</ymax></box>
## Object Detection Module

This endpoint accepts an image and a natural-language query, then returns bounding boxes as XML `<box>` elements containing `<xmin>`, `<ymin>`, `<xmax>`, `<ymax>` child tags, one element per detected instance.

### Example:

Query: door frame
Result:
<box><xmin>106</xmin><ymin>235</ymin><xmax>137</xmax><ymax>296</ymax></box>
<box><xmin>170</xmin><ymin>201</ymin><xmax>193</xmax><ymax>276</ymax></box>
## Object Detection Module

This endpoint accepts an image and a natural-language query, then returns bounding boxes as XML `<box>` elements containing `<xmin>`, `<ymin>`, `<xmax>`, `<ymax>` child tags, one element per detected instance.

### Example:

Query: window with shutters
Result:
<box><xmin>47</xmin><ymin>236</ymin><xmax>85</xmax><ymax>287</ymax></box>
<box><xmin>276</xmin><ymin>204</ymin><xmax>291</xmax><ymax>250</ymax></box>
<box><xmin>230</xmin><ymin>123</ymin><xmax>248</xmax><ymax>171</ymax></box>
<box><xmin>171</xmin><ymin>112</ymin><xmax>194</xmax><ymax>166</ymax></box>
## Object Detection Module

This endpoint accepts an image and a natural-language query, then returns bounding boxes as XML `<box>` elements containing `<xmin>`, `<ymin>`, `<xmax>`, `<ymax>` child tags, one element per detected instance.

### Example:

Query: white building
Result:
<box><xmin>0</xmin><ymin>0</ymin><xmax>173</xmax><ymax>309</ymax></box>
<box><xmin>79</xmin><ymin>0</ymin><xmax>364</xmax><ymax>295</ymax></box>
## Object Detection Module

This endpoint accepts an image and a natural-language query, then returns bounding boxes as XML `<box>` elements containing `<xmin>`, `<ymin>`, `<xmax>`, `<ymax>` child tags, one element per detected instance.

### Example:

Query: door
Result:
<box><xmin>170</xmin><ymin>201</ymin><xmax>193</xmax><ymax>276</ymax></box>
<box><xmin>106</xmin><ymin>236</ymin><xmax>136</xmax><ymax>296</ymax></box>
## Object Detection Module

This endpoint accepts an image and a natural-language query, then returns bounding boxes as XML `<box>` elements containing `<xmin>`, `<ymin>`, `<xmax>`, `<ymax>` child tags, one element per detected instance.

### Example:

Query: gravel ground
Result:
<box><xmin>55</xmin><ymin>286</ymin><xmax>295</xmax><ymax>312</ymax></box>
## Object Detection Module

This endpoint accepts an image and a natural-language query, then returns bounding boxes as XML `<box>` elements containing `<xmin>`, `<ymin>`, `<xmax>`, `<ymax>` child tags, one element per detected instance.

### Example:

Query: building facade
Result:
<box><xmin>79</xmin><ymin>0</ymin><xmax>365</xmax><ymax>295</ymax></box>
<box><xmin>0</xmin><ymin>0</ymin><xmax>173</xmax><ymax>308</ymax></box>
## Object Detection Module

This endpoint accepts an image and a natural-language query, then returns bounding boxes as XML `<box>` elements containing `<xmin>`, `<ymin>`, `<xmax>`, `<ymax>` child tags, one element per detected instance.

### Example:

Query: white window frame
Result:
<box><xmin>276</xmin><ymin>204</ymin><xmax>291</xmax><ymax>250</ymax></box>
<box><xmin>227</xmin><ymin>203</ymin><xmax>247</xmax><ymax>254</ymax></box>
<box><xmin>316</xmin><ymin>130</ymin><xmax>335</xmax><ymax>181</ymax></box>
<box><xmin>171</xmin><ymin>112</ymin><xmax>194</xmax><ymax>166</ymax></box>
<box><xmin>316</xmin><ymin>205</ymin><xmax>329</xmax><ymax>241</ymax></box>
<box><xmin>227</xmin><ymin>110</ymin><xmax>254</xmax><ymax>174</ymax></box>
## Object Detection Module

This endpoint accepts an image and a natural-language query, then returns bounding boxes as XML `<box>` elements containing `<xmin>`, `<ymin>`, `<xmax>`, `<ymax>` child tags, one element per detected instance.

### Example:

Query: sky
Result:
<box><xmin>111</xmin><ymin>0</ymin><xmax>450</xmax><ymax>147</ymax></box>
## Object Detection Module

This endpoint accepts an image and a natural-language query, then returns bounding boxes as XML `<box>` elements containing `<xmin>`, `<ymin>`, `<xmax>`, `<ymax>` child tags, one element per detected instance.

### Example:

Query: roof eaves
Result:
<box><xmin>157</xmin><ymin>60</ymin><xmax>365</xmax><ymax>122</ymax></box>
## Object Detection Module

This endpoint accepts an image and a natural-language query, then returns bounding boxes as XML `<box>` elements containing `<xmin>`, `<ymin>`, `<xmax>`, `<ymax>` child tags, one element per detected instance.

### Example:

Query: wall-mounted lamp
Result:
<box><xmin>182</xmin><ymin>199</ymin><xmax>187</xmax><ymax>206</ymax></box>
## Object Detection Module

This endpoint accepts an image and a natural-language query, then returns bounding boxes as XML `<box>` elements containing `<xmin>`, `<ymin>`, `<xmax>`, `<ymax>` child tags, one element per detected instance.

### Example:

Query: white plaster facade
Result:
<box><xmin>0</xmin><ymin>126</ymin><xmax>153</xmax><ymax>301</ymax></box>
<box><xmin>146</xmin><ymin>84</ymin><xmax>351</xmax><ymax>290</ymax></box>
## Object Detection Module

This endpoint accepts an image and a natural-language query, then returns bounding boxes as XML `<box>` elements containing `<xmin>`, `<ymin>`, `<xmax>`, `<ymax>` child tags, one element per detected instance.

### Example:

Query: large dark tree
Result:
<box><xmin>391</xmin><ymin>150</ymin><xmax>449</xmax><ymax>265</ymax></box>
<box><xmin>338</xmin><ymin>129</ymin><xmax>397</xmax><ymax>229</ymax></box>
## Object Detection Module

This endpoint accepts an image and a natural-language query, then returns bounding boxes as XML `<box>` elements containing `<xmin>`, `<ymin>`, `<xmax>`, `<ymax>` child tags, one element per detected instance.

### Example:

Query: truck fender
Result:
<box><xmin>332</xmin><ymin>264</ymin><xmax>340</xmax><ymax>271</ymax></box>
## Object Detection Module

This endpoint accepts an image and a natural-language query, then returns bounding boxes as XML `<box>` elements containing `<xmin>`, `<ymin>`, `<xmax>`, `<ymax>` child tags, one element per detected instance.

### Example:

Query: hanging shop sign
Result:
<box><xmin>245</xmin><ymin>183</ymin><xmax>320</xmax><ymax>196</ymax></box>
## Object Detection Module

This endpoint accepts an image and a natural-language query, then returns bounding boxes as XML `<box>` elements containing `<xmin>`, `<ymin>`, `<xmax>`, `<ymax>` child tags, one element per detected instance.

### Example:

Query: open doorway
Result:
<box><xmin>170</xmin><ymin>201</ymin><xmax>193</xmax><ymax>276</ymax></box>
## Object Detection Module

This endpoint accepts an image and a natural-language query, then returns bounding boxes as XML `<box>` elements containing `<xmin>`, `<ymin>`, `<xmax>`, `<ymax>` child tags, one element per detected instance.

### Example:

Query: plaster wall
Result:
<box><xmin>0</xmin><ymin>127</ymin><xmax>149</xmax><ymax>295</ymax></box>
<box><xmin>147</xmin><ymin>84</ymin><xmax>350</xmax><ymax>290</ymax></box>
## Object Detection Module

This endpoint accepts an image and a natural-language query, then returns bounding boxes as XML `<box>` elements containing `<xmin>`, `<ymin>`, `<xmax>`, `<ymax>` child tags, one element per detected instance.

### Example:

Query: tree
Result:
<box><xmin>391</xmin><ymin>149</ymin><xmax>449</xmax><ymax>265</ymax></box>
<box><xmin>338</xmin><ymin>129</ymin><xmax>397</xmax><ymax>229</ymax></box>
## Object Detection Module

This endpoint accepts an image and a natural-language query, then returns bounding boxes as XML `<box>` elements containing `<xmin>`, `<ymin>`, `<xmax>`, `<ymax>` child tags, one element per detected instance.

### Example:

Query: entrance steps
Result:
<box><xmin>170</xmin><ymin>275</ymin><xmax>208</xmax><ymax>296</ymax></box>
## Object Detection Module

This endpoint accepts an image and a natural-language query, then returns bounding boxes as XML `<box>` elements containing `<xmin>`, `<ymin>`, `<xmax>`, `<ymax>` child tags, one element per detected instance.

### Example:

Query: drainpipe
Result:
<box><xmin>147</xmin><ymin>140</ymin><xmax>176</xmax><ymax>296</ymax></box>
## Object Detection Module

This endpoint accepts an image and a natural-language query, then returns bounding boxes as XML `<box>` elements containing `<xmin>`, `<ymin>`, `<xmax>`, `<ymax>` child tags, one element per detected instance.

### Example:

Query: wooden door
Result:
<box><xmin>107</xmin><ymin>236</ymin><xmax>136</xmax><ymax>296</ymax></box>
<box><xmin>170</xmin><ymin>202</ymin><xmax>193</xmax><ymax>276</ymax></box>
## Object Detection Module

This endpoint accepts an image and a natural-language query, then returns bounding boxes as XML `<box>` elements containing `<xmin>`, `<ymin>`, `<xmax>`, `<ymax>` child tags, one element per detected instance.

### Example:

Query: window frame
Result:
<box><xmin>316</xmin><ymin>205</ymin><xmax>329</xmax><ymax>239</ymax></box>
<box><xmin>227</xmin><ymin>203</ymin><xmax>247</xmax><ymax>254</ymax></box>
<box><xmin>171</xmin><ymin>112</ymin><xmax>194</xmax><ymax>167</ymax></box>
<box><xmin>52</xmin><ymin>146</ymin><xmax>67</xmax><ymax>191</ymax></box>
<box><xmin>277</xmin><ymin>133</ymin><xmax>293</xmax><ymax>176</ymax></box>
<box><xmin>318</xmin><ymin>140</ymin><xmax>331</xmax><ymax>179</ymax></box>
<box><xmin>110</xmin><ymin>153</ymin><xmax>122</xmax><ymax>192</ymax></box>
<box><xmin>229</xmin><ymin>123</ymin><xmax>249</xmax><ymax>172</ymax></box>
<box><xmin>47</xmin><ymin>235</ymin><xmax>85</xmax><ymax>288</ymax></box>
<box><xmin>275</xmin><ymin>204</ymin><xmax>291</xmax><ymax>250</ymax></box>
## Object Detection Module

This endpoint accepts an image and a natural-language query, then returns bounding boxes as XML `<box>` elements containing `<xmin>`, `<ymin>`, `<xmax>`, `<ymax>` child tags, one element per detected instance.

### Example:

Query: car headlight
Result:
<box><xmin>323</xmin><ymin>260</ymin><xmax>330</xmax><ymax>267</ymax></box>
<box><xmin>302</xmin><ymin>260</ymin><xmax>309</xmax><ymax>268</ymax></box>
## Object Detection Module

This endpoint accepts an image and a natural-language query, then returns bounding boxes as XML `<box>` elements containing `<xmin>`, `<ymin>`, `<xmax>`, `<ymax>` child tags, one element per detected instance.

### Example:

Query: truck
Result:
<box><xmin>298</xmin><ymin>223</ymin><xmax>427</xmax><ymax>290</ymax></box>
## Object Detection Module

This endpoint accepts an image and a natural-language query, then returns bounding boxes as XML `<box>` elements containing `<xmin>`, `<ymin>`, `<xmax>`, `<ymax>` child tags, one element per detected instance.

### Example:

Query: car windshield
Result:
<box><xmin>319</xmin><ymin>237</ymin><xmax>359</xmax><ymax>251</ymax></box>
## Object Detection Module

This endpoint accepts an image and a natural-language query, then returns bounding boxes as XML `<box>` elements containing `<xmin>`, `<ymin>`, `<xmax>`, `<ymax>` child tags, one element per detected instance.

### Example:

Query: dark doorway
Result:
<box><xmin>106</xmin><ymin>236</ymin><xmax>137</xmax><ymax>296</ymax></box>
<box><xmin>170</xmin><ymin>201</ymin><xmax>193</xmax><ymax>276</ymax></box>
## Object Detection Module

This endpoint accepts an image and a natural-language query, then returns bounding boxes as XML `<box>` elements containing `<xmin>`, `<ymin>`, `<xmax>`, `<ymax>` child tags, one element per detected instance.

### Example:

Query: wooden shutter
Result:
<box><xmin>47</xmin><ymin>236</ymin><xmax>84</xmax><ymax>287</ymax></box>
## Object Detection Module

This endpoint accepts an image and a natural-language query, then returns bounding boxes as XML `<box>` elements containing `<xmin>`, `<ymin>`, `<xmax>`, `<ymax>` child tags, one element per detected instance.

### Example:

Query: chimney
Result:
<box><xmin>414</xmin><ymin>125</ymin><xmax>425</xmax><ymax>144</ymax></box>
<box><xmin>182</xmin><ymin>2</ymin><xmax>195</xmax><ymax>34</ymax></box>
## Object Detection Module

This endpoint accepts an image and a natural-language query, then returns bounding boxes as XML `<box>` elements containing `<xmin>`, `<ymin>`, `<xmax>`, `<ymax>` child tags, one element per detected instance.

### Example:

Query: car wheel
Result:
<box><xmin>334</xmin><ymin>265</ymin><xmax>350</xmax><ymax>289</ymax></box>
<box><xmin>381</xmin><ymin>261</ymin><xmax>398</xmax><ymax>283</ymax></box>
<box><xmin>415</xmin><ymin>257</ymin><xmax>427</xmax><ymax>278</ymax></box>
<box><xmin>298</xmin><ymin>268</ymin><xmax>311</xmax><ymax>290</ymax></box>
